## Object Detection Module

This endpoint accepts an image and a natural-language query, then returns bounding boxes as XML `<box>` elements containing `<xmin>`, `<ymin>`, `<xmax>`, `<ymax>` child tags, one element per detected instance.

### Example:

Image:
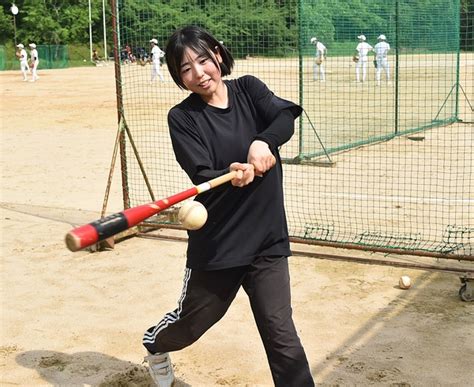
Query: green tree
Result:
<box><xmin>0</xmin><ymin>0</ymin><xmax>105</xmax><ymax>45</ymax></box>
<box><xmin>0</xmin><ymin>0</ymin><xmax>470</xmax><ymax>55</ymax></box>
<box><xmin>0</xmin><ymin>9</ymin><xmax>14</xmax><ymax>42</ymax></box>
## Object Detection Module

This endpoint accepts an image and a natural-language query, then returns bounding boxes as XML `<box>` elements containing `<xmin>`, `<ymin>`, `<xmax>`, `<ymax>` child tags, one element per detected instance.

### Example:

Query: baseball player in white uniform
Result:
<box><xmin>29</xmin><ymin>43</ymin><xmax>39</xmax><ymax>82</ymax></box>
<box><xmin>149</xmin><ymin>38</ymin><xmax>165</xmax><ymax>83</ymax></box>
<box><xmin>374</xmin><ymin>34</ymin><xmax>391</xmax><ymax>85</ymax></box>
<box><xmin>16</xmin><ymin>43</ymin><xmax>29</xmax><ymax>81</ymax></box>
<box><xmin>310</xmin><ymin>37</ymin><xmax>327</xmax><ymax>82</ymax></box>
<box><xmin>355</xmin><ymin>35</ymin><xmax>373</xmax><ymax>83</ymax></box>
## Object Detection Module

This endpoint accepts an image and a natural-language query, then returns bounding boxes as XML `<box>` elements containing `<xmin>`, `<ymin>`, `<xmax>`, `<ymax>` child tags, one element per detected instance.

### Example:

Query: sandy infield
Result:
<box><xmin>1</xmin><ymin>66</ymin><xmax>473</xmax><ymax>386</ymax></box>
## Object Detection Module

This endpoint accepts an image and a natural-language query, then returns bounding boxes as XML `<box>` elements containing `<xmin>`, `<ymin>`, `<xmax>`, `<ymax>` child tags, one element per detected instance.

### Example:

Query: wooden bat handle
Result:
<box><xmin>65</xmin><ymin>170</ymin><xmax>237</xmax><ymax>252</ymax></box>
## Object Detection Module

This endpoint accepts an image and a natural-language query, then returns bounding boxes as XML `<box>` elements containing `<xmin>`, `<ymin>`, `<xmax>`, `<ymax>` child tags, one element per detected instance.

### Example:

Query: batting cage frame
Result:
<box><xmin>104</xmin><ymin>0</ymin><xmax>473</xmax><ymax>293</ymax></box>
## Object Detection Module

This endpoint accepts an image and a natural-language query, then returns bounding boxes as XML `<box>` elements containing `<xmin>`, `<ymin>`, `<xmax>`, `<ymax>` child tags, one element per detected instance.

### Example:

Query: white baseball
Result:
<box><xmin>399</xmin><ymin>275</ymin><xmax>411</xmax><ymax>289</ymax></box>
<box><xmin>178</xmin><ymin>201</ymin><xmax>208</xmax><ymax>230</ymax></box>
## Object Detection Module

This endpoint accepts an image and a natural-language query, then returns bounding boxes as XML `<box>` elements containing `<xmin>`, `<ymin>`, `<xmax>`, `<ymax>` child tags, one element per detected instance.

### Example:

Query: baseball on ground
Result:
<box><xmin>399</xmin><ymin>275</ymin><xmax>412</xmax><ymax>289</ymax></box>
<box><xmin>178</xmin><ymin>200</ymin><xmax>208</xmax><ymax>230</ymax></box>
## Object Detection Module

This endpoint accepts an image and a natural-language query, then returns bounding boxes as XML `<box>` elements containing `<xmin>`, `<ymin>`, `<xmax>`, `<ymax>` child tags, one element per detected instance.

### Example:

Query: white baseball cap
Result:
<box><xmin>310</xmin><ymin>37</ymin><xmax>317</xmax><ymax>44</ymax></box>
<box><xmin>357</xmin><ymin>35</ymin><xmax>366</xmax><ymax>41</ymax></box>
<box><xmin>378</xmin><ymin>34</ymin><xmax>387</xmax><ymax>40</ymax></box>
<box><xmin>16</xmin><ymin>43</ymin><xmax>24</xmax><ymax>48</ymax></box>
<box><xmin>29</xmin><ymin>43</ymin><xmax>36</xmax><ymax>48</ymax></box>
<box><xmin>149</xmin><ymin>38</ymin><xmax>158</xmax><ymax>44</ymax></box>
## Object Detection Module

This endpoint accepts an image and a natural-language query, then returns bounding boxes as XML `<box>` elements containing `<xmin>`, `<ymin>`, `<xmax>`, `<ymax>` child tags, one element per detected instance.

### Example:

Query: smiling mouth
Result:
<box><xmin>199</xmin><ymin>79</ymin><xmax>211</xmax><ymax>87</ymax></box>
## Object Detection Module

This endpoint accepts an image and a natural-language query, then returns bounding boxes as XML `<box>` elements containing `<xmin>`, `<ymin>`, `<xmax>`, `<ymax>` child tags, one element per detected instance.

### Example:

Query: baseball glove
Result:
<box><xmin>352</xmin><ymin>55</ymin><xmax>359</xmax><ymax>63</ymax></box>
<box><xmin>373</xmin><ymin>59</ymin><xmax>378</xmax><ymax>68</ymax></box>
<box><xmin>315</xmin><ymin>57</ymin><xmax>323</xmax><ymax>65</ymax></box>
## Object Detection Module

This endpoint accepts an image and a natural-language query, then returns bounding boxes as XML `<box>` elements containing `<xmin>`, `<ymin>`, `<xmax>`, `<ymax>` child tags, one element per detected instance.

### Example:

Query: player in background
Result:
<box><xmin>310</xmin><ymin>37</ymin><xmax>327</xmax><ymax>82</ymax></box>
<box><xmin>28</xmin><ymin>43</ymin><xmax>39</xmax><ymax>82</ymax></box>
<box><xmin>374</xmin><ymin>34</ymin><xmax>391</xmax><ymax>86</ymax></box>
<box><xmin>92</xmin><ymin>48</ymin><xmax>100</xmax><ymax>63</ymax></box>
<box><xmin>16</xmin><ymin>43</ymin><xmax>29</xmax><ymax>81</ymax></box>
<box><xmin>149</xmin><ymin>38</ymin><xmax>165</xmax><ymax>83</ymax></box>
<box><xmin>136</xmin><ymin>46</ymin><xmax>149</xmax><ymax>66</ymax></box>
<box><xmin>142</xmin><ymin>25</ymin><xmax>314</xmax><ymax>387</ymax></box>
<box><xmin>354</xmin><ymin>35</ymin><xmax>373</xmax><ymax>83</ymax></box>
<box><xmin>92</xmin><ymin>48</ymin><xmax>106</xmax><ymax>67</ymax></box>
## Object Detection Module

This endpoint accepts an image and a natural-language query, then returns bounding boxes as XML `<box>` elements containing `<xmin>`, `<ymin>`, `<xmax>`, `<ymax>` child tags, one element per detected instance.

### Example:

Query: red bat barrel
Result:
<box><xmin>65</xmin><ymin>171</ymin><xmax>237</xmax><ymax>252</ymax></box>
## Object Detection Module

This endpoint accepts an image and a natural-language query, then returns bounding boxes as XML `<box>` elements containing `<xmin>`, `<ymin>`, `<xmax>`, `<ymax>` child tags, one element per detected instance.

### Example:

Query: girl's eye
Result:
<box><xmin>200</xmin><ymin>58</ymin><xmax>208</xmax><ymax>65</ymax></box>
<box><xmin>181</xmin><ymin>67</ymin><xmax>190</xmax><ymax>74</ymax></box>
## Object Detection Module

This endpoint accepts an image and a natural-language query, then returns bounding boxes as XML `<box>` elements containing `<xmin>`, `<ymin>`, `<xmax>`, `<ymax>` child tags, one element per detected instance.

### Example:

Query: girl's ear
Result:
<box><xmin>214</xmin><ymin>46</ymin><xmax>223</xmax><ymax>63</ymax></box>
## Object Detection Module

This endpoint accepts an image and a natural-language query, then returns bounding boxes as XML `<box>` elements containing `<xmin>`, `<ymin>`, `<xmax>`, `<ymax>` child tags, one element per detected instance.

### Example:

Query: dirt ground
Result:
<box><xmin>1</xmin><ymin>66</ymin><xmax>473</xmax><ymax>386</ymax></box>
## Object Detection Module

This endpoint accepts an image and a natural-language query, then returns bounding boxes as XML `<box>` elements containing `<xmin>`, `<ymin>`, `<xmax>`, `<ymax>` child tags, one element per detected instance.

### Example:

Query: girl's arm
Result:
<box><xmin>249</xmin><ymin>109</ymin><xmax>294</xmax><ymax>175</ymax></box>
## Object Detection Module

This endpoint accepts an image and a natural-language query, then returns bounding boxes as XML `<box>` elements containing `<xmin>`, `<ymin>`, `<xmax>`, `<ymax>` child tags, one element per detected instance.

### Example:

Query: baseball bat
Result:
<box><xmin>65</xmin><ymin>171</ymin><xmax>237</xmax><ymax>252</ymax></box>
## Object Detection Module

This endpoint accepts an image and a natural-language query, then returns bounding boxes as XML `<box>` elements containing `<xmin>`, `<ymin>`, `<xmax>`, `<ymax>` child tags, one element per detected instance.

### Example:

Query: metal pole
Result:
<box><xmin>10</xmin><ymin>4</ymin><xmax>19</xmax><ymax>46</ymax></box>
<box><xmin>102</xmin><ymin>0</ymin><xmax>108</xmax><ymax>61</ymax></box>
<box><xmin>394</xmin><ymin>0</ymin><xmax>399</xmax><ymax>135</ymax></box>
<box><xmin>111</xmin><ymin>0</ymin><xmax>131</xmax><ymax>209</ymax></box>
<box><xmin>297</xmin><ymin>0</ymin><xmax>304</xmax><ymax>160</ymax></box>
<box><xmin>88</xmin><ymin>0</ymin><xmax>93</xmax><ymax>61</ymax></box>
<box><xmin>454</xmin><ymin>0</ymin><xmax>461</xmax><ymax>120</ymax></box>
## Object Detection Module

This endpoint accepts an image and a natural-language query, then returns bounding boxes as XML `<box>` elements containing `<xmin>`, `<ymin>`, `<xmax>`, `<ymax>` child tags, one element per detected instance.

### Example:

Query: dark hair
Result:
<box><xmin>165</xmin><ymin>25</ymin><xmax>234</xmax><ymax>90</ymax></box>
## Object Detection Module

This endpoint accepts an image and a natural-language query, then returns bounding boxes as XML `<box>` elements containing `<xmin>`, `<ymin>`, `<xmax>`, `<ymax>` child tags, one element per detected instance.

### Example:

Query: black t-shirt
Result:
<box><xmin>168</xmin><ymin>75</ymin><xmax>302</xmax><ymax>270</ymax></box>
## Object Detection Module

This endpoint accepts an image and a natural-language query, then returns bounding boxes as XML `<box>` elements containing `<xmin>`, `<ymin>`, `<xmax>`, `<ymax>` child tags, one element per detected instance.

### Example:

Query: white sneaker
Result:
<box><xmin>144</xmin><ymin>352</ymin><xmax>175</xmax><ymax>387</ymax></box>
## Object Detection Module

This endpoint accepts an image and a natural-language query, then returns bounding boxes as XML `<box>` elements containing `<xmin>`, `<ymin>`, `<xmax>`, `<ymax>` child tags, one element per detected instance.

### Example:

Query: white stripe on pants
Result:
<box><xmin>142</xmin><ymin>256</ymin><xmax>314</xmax><ymax>386</ymax></box>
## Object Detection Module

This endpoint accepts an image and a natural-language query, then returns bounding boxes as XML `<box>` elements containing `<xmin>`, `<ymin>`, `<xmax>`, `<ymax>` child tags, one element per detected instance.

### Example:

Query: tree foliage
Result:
<box><xmin>0</xmin><ymin>0</ymin><xmax>105</xmax><ymax>45</ymax></box>
<box><xmin>0</xmin><ymin>0</ymin><xmax>470</xmax><ymax>53</ymax></box>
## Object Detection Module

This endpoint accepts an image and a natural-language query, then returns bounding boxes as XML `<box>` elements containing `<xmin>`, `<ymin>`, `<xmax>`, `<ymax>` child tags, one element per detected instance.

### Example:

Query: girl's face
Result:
<box><xmin>180</xmin><ymin>47</ymin><xmax>223</xmax><ymax>101</ymax></box>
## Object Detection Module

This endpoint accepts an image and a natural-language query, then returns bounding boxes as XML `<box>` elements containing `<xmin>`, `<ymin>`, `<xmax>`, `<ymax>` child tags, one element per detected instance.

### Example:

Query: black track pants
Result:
<box><xmin>143</xmin><ymin>256</ymin><xmax>314</xmax><ymax>386</ymax></box>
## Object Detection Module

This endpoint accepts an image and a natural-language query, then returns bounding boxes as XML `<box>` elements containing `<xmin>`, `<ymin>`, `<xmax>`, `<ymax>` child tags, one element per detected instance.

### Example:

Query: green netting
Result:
<box><xmin>0</xmin><ymin>46</ymin><xmax>5</xmax><ymax>70</ymax></box>
<box><xmin>37</xmin><ymin>45</ymin><xmax>69</xmax><ymax>69</ymax></box>
<box><xmin>298</xmin><ymin>0</ymin><xmax>459</xmax><ymax>159</ymax></box>
<box><xmin>0</xmin><ymin>45</ymin><xmax>68</xmax><ymax>70</ymax></box>
<box><xmin>113</xmin><ymin>0</ymin><xmax>473</xmax><ymax>257</ymax></box>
